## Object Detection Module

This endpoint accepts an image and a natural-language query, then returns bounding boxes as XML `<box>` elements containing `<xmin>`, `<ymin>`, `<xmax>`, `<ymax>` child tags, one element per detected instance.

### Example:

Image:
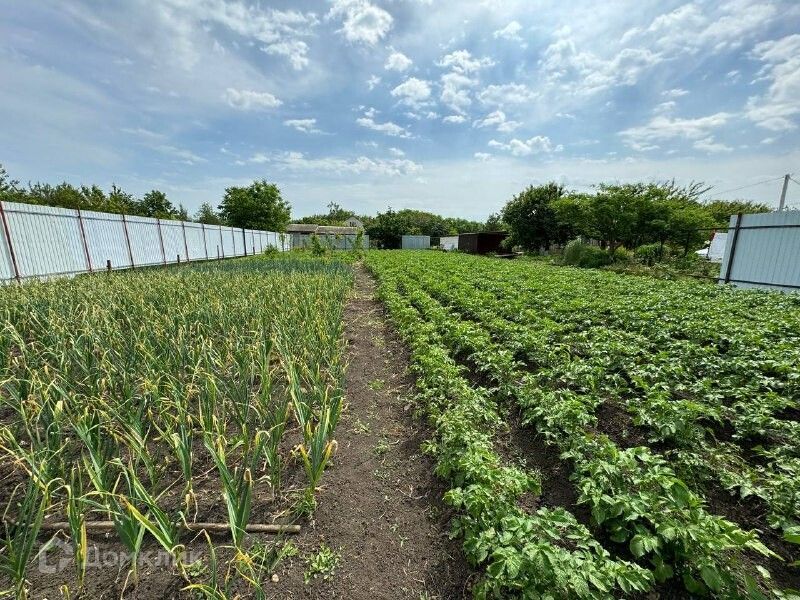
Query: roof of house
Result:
<box><xmin>286</xmin><ymin>223</ymin><xmax>320</xmax><ymax>233</ymax></box>
<box><xmin>286</xmin><ymin>223</ymin><xmax>361</xmax><ymax>235</ymax></box>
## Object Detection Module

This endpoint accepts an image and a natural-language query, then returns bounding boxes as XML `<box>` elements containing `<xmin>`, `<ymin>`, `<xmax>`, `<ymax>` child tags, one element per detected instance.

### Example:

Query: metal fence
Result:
<box><xmin>290</xmin><ymin>232</ymin><xmax>369</xmax><ymax>250</ymax></box>
<box><xmin>718</xmin><ymin>211</ymin><xmax>800</xmax><ymax>292</ymax></box>
<box><xmin>401</xmin><ymin>235</ymin><xmax>431</xmax><ymax>249</ymax></box>
<box><xmin>0</xmin><ymin>201</ymin><xmax>288</xmax><ymax>282</ymax></box>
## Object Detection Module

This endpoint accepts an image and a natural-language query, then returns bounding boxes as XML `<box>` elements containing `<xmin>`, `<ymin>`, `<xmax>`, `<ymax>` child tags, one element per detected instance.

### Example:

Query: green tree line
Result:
<box><xmin>298</xmin><ymin>202</ymin><xmax>486</xmax><ymax>248</ymax></box>
<box><xmin>0</xmin><ymin>163</ymin><xmax>291</xmax><ymax>231</ymax></box>
<box><xmin>495</xmin><ymin>181</ymin><xmax>771</xmax><ymax>253</ymax></box>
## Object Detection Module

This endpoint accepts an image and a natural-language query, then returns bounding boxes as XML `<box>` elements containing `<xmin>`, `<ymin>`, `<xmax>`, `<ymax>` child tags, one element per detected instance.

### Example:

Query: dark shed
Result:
<box><xmin>458</xmin><ymin>231</ymin><xmax>508</xmax><ymax>254</ymax></box>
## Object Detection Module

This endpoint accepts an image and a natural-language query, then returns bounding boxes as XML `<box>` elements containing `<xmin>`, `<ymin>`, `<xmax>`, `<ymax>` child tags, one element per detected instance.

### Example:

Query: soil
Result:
<box><xmin>274</xmin><ymin>264</ymin><xmax>471</xmax><ymax>598</ymax></box>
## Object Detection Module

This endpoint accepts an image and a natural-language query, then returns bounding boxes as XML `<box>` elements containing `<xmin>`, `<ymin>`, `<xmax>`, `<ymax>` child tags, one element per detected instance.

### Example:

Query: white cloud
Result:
<box><xmin>440</xmin><ymin>72</ymin><xmax>475</xmax><ymax>114</ymax></box>
<box><xmin>473</xmin><ymin>110</ymin><xmax>521</xmax><ymax>132</ymax></box>
<box><xmin>478</xmin><ymin>83</ymin><xmax>537</xmax><ymax>106</ymax></box>
<box><xmin>161</xmin><ymin>0</ymin><xmax>318</xmax><ymax>69</ymax></box>
<box><xmin>389</xmin><ymin>147</ymin><xmax>405</xmax><ymax>157</ymax></box>
<box><xmin>493</xmin><ymin>21</ymin><xmax>523</xmax><ymax>42</ymax></box>
<box><xmin>693</xmin><ymin>137</ymin><xmax>733</xmax><ymax>153</ymax></box>
<box><xmin>367</xmin><ymin>75</ymin><xmax>381</xmax><ymax>90</ymax></box>
<box><xmin>261</xmin><ymin>40</ymin><xmax>309</xmax><ymax>70</ymax></box>
<box><xmin>488</xmin><ymin>136</ymin><xmax>560</xmax><ymax>156</ymax></box>
<box><xmin>240</xmin><ymin>150</ymin><xmax>421</xmax><ymax>176</ymax></box>
<box><xmin>284</xmin><ymin>118</ymin><xmax>323</xmax><ymax>133</ymax></box>
<box><xmin>223</xmin><ymin>88</ymin><xmax>281</xmax><ymax>110</ymax></box>
<box><xmin>327</xmin><ymin>0</ymin><xmax>393</xmax><ymax>45</ymax></box>
<box><xmin>746</xmin><ymin>34</ymin><xmax>800</xmax><ymax>131</ymax></box>
<box><xmin>540</xmin><ymin>34</ymin><xmax>662</xmax><ymax>96</ymax></box>
<box><xmin>385</xmin><ymin>50</ymin><xmax>412</xmax><ymax>71</ymax></box>
<box><xmin>442</xmin><ymin>115</ymin><xmax>466</xmax><ymax>124</ymax></box>
<box><xmin>356</xmin><ymin>114</ymin><xmax>412</xmax><ymax>138</ymax></box>
<box><xmin>438</xmin><ymin>49</ymin><xmax>495</xmax><ymax>74</ymax></box>
<box><xmin>474</xmin><ymin>152</ymin><xmax>492</xmax><ymax>161</ymax></box>
<box><xmin>663</xmin><ymin>88</ymin><xmax>689</xmax><ymax>98</ymax></box>
<box><xmin>619</xmin><ymin>112</ymin><xmax>733</xmax><ymax>149</ymax></box>
<box><xmin>621</xmin><ymin>1</ymin><xmax>777</xmax><ymax>55</ymax></box>
<box><xmin>390</xmin><ymin>77</ymin><xmax>432</xmax><ymax>107</ymax></box>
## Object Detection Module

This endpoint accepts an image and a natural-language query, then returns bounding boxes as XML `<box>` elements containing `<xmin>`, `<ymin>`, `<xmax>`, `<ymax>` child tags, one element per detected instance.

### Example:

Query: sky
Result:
<box><xmin>1</xmin><ymin>0</ymin><xmax>799</xmax><ymax>220</ymax></box>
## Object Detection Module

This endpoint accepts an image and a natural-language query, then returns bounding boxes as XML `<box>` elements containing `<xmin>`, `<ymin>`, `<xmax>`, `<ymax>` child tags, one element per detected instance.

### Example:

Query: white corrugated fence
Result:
<box><xmin>0</xmin><ymin>201</ymin><xmax>288</xmax><ymax>282</ymax></box>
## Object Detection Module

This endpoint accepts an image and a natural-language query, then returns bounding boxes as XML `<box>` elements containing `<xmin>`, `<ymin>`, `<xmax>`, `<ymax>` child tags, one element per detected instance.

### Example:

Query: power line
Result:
<box><xmin>702</xmin><ymin>175</ymin><xmax>788</xmax><ymax>202</ymax></box>
<box><xmin>790</xmin><ymin>176</ymin><xmax>800</xmax><ymax>187</ymax></box>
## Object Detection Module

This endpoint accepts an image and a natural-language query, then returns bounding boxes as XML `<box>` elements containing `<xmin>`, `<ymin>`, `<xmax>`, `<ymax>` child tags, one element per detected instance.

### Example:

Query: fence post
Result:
<box><xmin>231</xmin><ymin>228</ymin><xmax>236</xmax><ymax>256</ymax></box>
<box><xmin>157</xmin><ymin>218</ymin><xmax>166</xmax><ymax>265</ymax></box>
<box><xmin>201</xmin><ymin>223</ymin><xmax>209</xmax><ymax>260</ymax></box>
<box><xmin>121</xmin><ymin>213</ymin><xmax>135</xmax><ymax>268</ymax></box>
<box><xmin>0</xmin><ymin>201</ymin><xmax>21</xmax><ymax>282</ymax></box>
<box><xmin>179</xmin><ymin>220</ymin><xmax>189</xmax><ymax>262</ymax></box>
<box><xmin>242</xmin><ymin>228</ymin><xmax>248</xmax><ymax>256</ymax></box>
<box><xmin>219</xmin><ymin>226</ymin><xmax>225</xmax><ymax>259</ymax></box>
<box><xmin>106</xmin><ymin>259</ymin><xmax>112</xmax><ymax>273</ymax></box>
<box><xmin>723</xmin><ymin>213</ymin><xmax>743</xmax><ymax>284</ymax></box>
<box><xmin>76</xmin><ymin>209</ymin><xmax>93</xmax><ymax>272</ymax></box>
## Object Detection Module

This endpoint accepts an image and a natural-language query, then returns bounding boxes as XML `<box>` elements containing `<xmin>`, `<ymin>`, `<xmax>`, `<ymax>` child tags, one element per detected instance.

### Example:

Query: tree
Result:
<box><xmin>218</xmin><ymin>179</ymin><xmax>291</xmax><ymax>231</ymax></box>
<box><xmin>705</xmin><ymin>199</ymin><xmax>770</xmax><ymax>225</ymax></box>
<box><xmin>139</xmin><ymin>189</ymin><xmax>176</xmax><ymax>219</ymax></box>
<box><xmin>501</xmin><ymin>183</ymin><xmax>563</xmax><ymax>251</ymax></box>
<box><xmin>195</xmin><ymin>202</ymin><xmax>222</xmax><ymax>224</ymax></box>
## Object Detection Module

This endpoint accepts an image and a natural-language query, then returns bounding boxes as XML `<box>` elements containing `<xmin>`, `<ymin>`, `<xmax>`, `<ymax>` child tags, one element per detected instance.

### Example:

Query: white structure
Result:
<box><xmin>344</xmin><ymin>216</ymin><xmax>364</xmax><ymax>229</ymax></box>
<box><xmin>401</xmin><ymin>235</ymin><xmax>430</xmax><ymax>249</ymax></box>
<box><xmin>440</xmin><ymin>235</ymin><xmax>459</xmax><ymax>251</ymax></box>
<box><xmin>695</xmin><ymin>232</ymin><xmax>728</xmax><ymax>262</ymax></box>
<box><xmin>0</xmin><ymin>200</ymin><xmax>286</xmax><ymax>282</ymax></box>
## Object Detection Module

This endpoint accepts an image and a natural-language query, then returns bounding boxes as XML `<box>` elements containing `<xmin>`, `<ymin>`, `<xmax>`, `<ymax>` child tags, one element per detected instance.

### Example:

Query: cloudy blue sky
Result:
<box><xmin>1</xmin><ymin>0</ymin><xmax>799</xmax><ymax>219</ymax></box>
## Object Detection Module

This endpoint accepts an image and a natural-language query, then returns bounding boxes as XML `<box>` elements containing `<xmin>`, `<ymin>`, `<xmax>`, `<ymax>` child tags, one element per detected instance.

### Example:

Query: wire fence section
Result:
<box><xmin>0</xmin><ymin>201</ymin><xmax>288</xmax><ymax>282</ymax></box>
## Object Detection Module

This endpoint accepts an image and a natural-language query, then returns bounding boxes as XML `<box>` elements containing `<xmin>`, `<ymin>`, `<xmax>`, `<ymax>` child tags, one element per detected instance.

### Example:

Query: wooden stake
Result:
<box><xmin>37</xmin><ymin>521</ymin><xmax>300</xmax><ymax>534</ymax></box>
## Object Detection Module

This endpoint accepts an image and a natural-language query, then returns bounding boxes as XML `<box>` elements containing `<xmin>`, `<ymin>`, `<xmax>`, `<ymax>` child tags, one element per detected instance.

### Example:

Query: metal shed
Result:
<box><xmin>458</xmin><ymin>231</ymin><xmax>508</xmax><ymax>254</ymax></box>
<box><xmin>402</xmin><ymin>235</ymin><xmax>431</xmax><ymax>249</ymax></box>
<box><xmin>440</xmin><ymin>235</ymin><xmax>459</xmax><ymax>251</ymax></box>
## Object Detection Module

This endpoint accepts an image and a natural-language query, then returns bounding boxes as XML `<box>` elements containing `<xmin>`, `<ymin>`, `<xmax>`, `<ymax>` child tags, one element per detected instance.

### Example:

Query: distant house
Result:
<box><xmin>285</xmin><ymin>223</ymin><xmax>367</xmax><ymax>250</ymax></box>
<box><xmin>344</xmin><ymin>216</ymin><xmax>364</xmax><ymax>229</ymax></box>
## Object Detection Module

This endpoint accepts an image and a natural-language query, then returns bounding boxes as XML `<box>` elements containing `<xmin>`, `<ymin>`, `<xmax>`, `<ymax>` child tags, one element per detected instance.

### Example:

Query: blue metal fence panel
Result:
<box><xmin>401</xmin><ymin>235</ymin><xmax>430</xmax><ymax>249</ymax></box>
<box><xmin>720</xmin><ymin>211</ymin><xmax>800</xmax><ymax>292</ymax></box>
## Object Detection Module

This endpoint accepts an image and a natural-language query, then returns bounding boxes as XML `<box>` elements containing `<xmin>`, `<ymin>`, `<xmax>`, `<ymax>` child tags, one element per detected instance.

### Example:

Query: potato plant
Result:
<box><xmin>366</xmin><ymin>250</ymin><xmax>800</xmax><ymax>598</ymax></box>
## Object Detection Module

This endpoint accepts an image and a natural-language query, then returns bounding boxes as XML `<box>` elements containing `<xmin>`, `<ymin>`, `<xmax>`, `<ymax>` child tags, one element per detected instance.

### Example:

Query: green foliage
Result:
<box><xmin>140</xmin><ymin>189</ymin><xmax>177</xmax><ymax>219</ymax></box>
<box><xmin>303</xmin><ymin>544</ymin><xmax>340</xmax><ymax>584</ymax></box>
<box><xmin>501</xmin><ymin>180</ymin><xmax>743</xmax><ymax>258</ymax></box>
<box><xmin>501</xmin><ymin>182</ymin><xmax>564</xmax><ymax>252</ymax></box>
<box><xmin>0</xmin><ymin>254</ymin><xmax>352</xmax><ymax>594</ymax></box>
<box><xmin>366</xmin><ymin>250</ymin><xmax>800</xmax><ymax>598</ymax></box>
<box><xmin>562</xmin><ymin>240</ymin><xmax>612</xmax><ymax>268</ymax></box>
<box><xmin>218</xmin><ymin>179</ymin><xmax>291</xmax><ymax>231</ymax></box>
<box><xmin>634</xmin><ymin>243</ymin><xmax>664</xmax><ymax>266</ymax></box>
<box><xmin>706</xmin><ymin>199</ymin><xmax>770</xmax><ymax>225</ymax></box>
<box><xmin>365</xmin><ymin>208</ymin><xmax>484</xmax><ymax>248</ymax></box>
<box><xmin>195</xmin><ymin>202</ymin><xmax>223</xmax><ymax>224</ymax></box>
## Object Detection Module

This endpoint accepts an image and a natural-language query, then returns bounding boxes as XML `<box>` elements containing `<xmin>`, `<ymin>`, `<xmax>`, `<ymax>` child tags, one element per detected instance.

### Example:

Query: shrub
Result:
<box><xmin>611</xmin><ymin>246</ymin><xmax>631</xmax><ymax>264</ymax></box>
<box><xmin>634</xmin><ymin>243</ymin><xmax>664</xmax><ymax>266</ymax></box>
<box><xmin>563</xmin><ymin>239</ymin><xmax>613</xmax><ymax>268</ymax></box>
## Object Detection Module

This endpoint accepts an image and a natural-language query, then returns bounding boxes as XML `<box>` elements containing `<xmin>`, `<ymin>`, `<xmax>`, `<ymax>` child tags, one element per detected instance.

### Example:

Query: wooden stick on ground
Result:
<box><xmin>37</xmin><ymin>521</ymin><xmax>301</xmax><ymax>534</ymax></box>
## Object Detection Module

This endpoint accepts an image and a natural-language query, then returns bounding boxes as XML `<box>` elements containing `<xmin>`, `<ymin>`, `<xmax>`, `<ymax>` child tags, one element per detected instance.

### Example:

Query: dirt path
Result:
<box><xmin>277</xmin><ymin>265</ymin><xmax>470</xmax><ymax>599</ymax></box>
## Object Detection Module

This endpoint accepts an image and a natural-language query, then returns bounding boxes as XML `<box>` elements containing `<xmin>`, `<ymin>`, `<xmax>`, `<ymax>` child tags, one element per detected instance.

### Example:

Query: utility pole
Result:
<box><xmin>778</xmin><ymin>173</ymin><xmax>790</xmax><ymax>211</ymax></box>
